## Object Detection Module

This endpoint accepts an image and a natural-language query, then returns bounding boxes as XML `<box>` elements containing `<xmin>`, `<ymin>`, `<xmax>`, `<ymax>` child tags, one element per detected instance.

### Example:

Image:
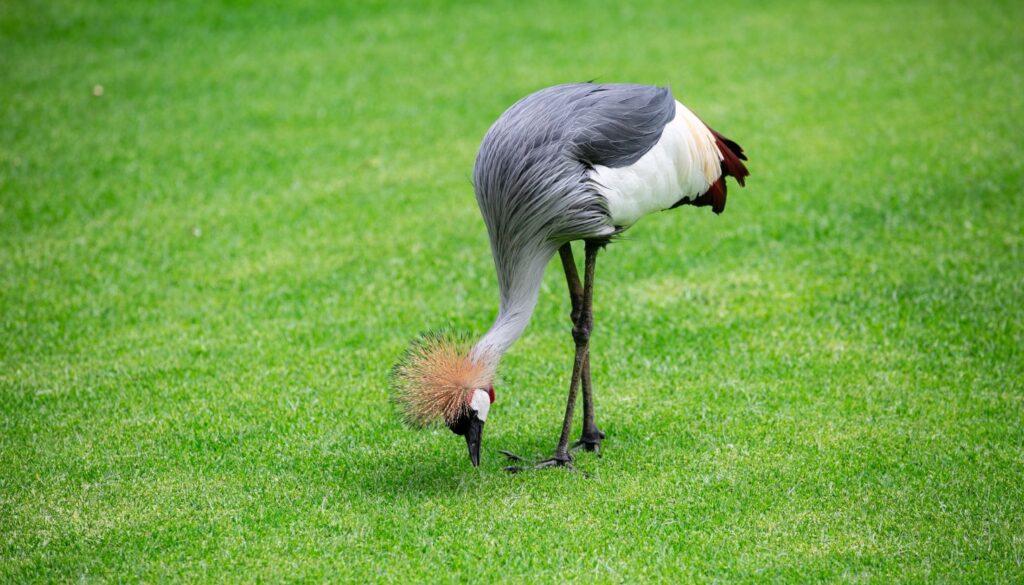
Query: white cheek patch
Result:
<box><xmin>470</xmin><ymin>389</ymin><xmax>491</xmax><ymax>422</ymax></box>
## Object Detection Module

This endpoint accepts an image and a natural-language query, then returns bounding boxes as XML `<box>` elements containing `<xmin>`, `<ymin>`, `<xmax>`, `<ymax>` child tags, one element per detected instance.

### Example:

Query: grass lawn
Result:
<box><xmin>2</xmin><ymin>0</ymin><xmax>1023</xmax><ymax>581</ymax></box>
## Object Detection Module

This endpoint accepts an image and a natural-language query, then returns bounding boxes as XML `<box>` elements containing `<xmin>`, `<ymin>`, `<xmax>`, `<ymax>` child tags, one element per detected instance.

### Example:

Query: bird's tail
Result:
<box><xmin>712</xmin><ymin>129</ymin><xmax>749</xmax><ymax>185</ymax></box>
<box><xmin>391</xmin><ymin>330</ymin><xmax>495</xmax><ymax>428</ymax></box>
<box><xmin>706</xmin><ymin>128</ymin><xmax>749</xmax><ymax>214</ymax></box>
<box><xmin>675</xmin><ymin>126</ymin><xmax>749</xmax><ymax>214</ymax></box>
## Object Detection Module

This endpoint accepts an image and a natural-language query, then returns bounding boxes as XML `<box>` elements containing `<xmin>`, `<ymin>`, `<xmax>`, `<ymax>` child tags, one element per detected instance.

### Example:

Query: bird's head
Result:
<box><xmin>444</xmin><ymin>384</ymin><xmax>495</xmax><ymax>466</ymax></box>
<box><xmin>392</xmin><ymin>331</ymin><xmax>497</xmax><ymax>467</ymax></box>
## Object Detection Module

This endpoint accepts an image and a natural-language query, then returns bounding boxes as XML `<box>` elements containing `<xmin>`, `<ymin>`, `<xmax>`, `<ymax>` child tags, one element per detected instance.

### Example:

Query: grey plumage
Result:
<box><xmin>470</xmin><ymin>83</ymin><xmax>677</xmax><ymax>362</ymax></box>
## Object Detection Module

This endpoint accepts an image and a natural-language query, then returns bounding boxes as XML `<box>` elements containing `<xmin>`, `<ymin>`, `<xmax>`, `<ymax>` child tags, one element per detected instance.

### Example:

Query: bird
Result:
<box><xmin>393</xmin><ymin>82</ymin><xmax>748</xmax><ymax>471</ymax></box>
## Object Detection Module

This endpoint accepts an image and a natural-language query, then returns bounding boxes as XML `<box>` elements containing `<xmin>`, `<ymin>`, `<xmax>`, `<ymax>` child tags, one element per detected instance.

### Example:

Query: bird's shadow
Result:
<box><xmin>336</xmin><ymin>438</ymin><xmax>514</xmax><ymax>499</ymax></box>
<box><xmin>342</xmin><ymin>459</ymin><xmax>462</xmax><ymax>500</ymax></box>
<box><xmin>336</xmin><ymin>433</ymin><xmax>580</xmax><ymax>499</ymax></box>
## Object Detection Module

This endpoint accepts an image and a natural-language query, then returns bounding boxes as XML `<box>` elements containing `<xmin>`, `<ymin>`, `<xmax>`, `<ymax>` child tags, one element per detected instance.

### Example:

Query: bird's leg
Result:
<box><xmin>572</xmin><ymin>242</ymin><xmax>603</xmax><ymax>454</ymax></box>
<box><xmin>559</xmin><ymin>243</ymin><xmax>584</xmax><ymax>327</ymax></box>
<box><xmin>558</xmin><ymin>244</ymin><xmax>604</xmax><ymax>454</ymax></box>
<box><xmin>505</xmin><ymin>243</ymin><xmax>599</xmax><ymax>473</ymax></box>
<box><xmin>504</xmin><ymin>333</ymin><xmax>585</xmax><ymax>473</ymax></box>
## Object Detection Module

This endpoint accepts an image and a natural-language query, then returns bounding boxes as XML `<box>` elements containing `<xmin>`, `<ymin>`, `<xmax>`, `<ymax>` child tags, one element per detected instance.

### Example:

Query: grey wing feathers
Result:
<box><xmin>469</xmin><ymin>83</ymin><xmax>680</xmax><ymax>352</ymax></box>
<box><xmin>472</xmin><ymin>83</ymin><xmax>677</xmax><ymax>299</ymax></box>
<box><xmin>567</xmin><ymin>84</ymin><xmax>676</xmax><ymax>168</ymax></box>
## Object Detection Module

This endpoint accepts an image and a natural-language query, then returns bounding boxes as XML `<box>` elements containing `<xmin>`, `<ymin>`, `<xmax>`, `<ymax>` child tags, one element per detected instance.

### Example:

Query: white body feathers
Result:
<box><xmin>590</xmin><ymin>101</ymin><xmax>724</xmax><ymax>227</ymax></box>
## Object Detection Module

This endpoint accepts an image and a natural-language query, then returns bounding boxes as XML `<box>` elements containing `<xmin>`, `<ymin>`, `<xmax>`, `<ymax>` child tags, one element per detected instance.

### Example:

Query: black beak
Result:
<box><xmin>465</xmin><ymin>417</ymin><xmax>484</xmax><ymax>467</ymax></box>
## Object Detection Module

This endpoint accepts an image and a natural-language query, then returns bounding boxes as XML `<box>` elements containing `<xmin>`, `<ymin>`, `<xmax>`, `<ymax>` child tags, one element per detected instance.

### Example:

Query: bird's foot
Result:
<box><xmin>571</xmin><ymin>428</ymin><xmax>605</xmax><ymax>455</ymax></box>
<box><xmin>499</xmin><ymin>450</ymin><xmax>530</xmax><ymax>463</ymax></box>
<box><xmin>501</xmin><ymin>451</ymin><xmax>582</xmax><ymax>474</ymax></box>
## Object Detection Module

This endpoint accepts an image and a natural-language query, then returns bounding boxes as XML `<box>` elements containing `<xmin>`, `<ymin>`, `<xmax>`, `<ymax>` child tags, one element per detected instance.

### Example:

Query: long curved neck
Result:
<box><xmin>471</xmin><ymin>243</ymin><xmax>555</xmax><ymax>365</ymax></box>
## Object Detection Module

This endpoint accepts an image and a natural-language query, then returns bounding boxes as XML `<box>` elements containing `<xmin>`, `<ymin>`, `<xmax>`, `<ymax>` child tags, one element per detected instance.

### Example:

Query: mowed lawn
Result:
<box><xmin>2</xmin><ymin>0</ymin><xmax>1023</xmax><ymax>582</ymax></box>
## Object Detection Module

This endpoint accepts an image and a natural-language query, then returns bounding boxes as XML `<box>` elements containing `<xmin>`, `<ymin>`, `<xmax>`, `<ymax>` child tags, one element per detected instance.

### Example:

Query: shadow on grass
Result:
<box><xmin>335</xmin><ymin>428</ymin><xmax>586</xmax><ymax>497</ymax></box>
<box><xmin>334</xmin><ymin>437</ymin><xmax>496</xmax><ymax>499</ymax></box>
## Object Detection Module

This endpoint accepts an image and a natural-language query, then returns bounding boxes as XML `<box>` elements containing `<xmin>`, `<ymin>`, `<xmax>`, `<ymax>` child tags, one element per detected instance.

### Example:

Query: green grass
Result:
<box><xmin>2</xmin><ymin>0</ymin><xmax>1023</xmax><ymax>581</ymax></box>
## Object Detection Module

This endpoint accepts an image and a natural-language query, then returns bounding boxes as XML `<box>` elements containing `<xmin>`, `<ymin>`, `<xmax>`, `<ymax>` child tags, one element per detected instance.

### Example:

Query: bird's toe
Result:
<box><xmin>572</xmin><ymin>429</ymin><xmax>605</xmax><ymax>454</ymax></box>
<box><xmin>500</xmin><ymin>450</ymin><xmax>529</xmax><ymax>462</ymax></box>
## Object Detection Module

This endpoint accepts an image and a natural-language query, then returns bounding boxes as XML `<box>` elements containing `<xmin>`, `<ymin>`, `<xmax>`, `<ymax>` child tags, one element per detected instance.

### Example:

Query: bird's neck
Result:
<box><xmin>470</xmin><ymin>244</ymin><xmax>555</xmax><ymax>367</ymax></box>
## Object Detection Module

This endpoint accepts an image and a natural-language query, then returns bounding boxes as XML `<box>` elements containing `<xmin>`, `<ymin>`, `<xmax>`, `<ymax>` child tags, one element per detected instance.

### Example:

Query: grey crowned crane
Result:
<box><xmin>394</xmin><ymin>83</ymin><xmax>748</xmax><ymax>471</ymax></box>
